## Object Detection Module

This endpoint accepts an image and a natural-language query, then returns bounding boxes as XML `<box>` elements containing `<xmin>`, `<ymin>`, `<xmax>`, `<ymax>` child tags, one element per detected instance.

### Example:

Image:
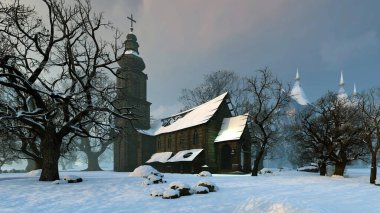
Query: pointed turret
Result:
<box><xmin>290</xmin><ymin>68</ymin><xmax>309</xmax><ymax>106</ymax></box>
<box><xmin>339</xmin><ymin>71</ymin><xmax>344</xmax><ymax>87</ymax></box>
<box><xmin>295</xmin><ymin>67</ymin><xmax>300</xmax><ymax>81</ymax></box>
<box><xmin>338</xmin><ymin>71</ymin><xmax>348</xmax><ymax>100</ymax></box>
<box><xmin>353</xmin><ymin>83</ymin><xmax>357</xmax><ymax>96</ymax></box>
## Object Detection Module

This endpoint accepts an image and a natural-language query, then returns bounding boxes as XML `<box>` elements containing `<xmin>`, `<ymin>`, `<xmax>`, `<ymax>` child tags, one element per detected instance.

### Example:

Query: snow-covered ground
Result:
<box><xmin>0</xmin><ymin>168</ymin><xmax>379</xmax><ymax>213</ymax></box>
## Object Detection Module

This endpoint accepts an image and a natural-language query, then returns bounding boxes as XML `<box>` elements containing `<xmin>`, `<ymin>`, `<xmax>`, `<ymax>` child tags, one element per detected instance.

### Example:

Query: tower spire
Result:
<box><xmin>353</xmin><ymin>83</ymin><xmax>357</xmax><ymax>96</ymax></box>
<box><xmin>296</xmin><ymin>67</ymin><xmax>300</xmax><ymax>81</ymax></box>
<box><xmin>339</xmin><ymin>71</ymin><xmax>344</xmax><ymax>87</ymax></box>
<box><xmin>338</xmin><ymin>70</ymin><xmax>348</xmax><ymax>100</ymax></box>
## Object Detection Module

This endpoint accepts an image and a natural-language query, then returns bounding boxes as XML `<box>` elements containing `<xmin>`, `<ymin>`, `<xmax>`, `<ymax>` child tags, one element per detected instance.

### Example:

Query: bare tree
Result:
<box><xmin>290</xmin><ymin>94</ymin><xmax>336</xmax><ymax>176</ymax></box>
<box><xmin>358</xmin><ymin>88</ymin><xmax>380</xmax><ymax>184</ymax></box>
<box><xmin>0</xmin><ymin>130</ymin><xmax>19</xmax><ymax>171</ymax></box>
<box><xmin>178</xmin><ymin>70</ymin><xmax>246</xmax><ymax>114</ymax></box>
<box><xmin>291</xmin><ymin>92</ymin><xmax>367</xmax><ymax>176</ymax></box>
<box><xmin>244</xmin><ymin>68</ymin><xmax>290</xmax><ymax>176</ymax></box>
<box><xmin>0</xmin><ymin>0</ymin><xmax>134</xmax><ymax>181</ymax></box>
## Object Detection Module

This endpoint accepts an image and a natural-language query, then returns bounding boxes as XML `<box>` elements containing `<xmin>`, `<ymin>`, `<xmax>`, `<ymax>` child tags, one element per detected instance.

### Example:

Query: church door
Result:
<box><xmin>221</xmin><ymin>144</ymin><xmax>232</xmax><ymax>170</ymax></box>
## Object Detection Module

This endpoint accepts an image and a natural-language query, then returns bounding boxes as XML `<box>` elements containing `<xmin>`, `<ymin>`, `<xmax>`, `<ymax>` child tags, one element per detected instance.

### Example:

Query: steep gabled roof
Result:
<box><xmin>214</xmin><ymin>114</ymin><xmax>249</xmax><ymax>143</ymax></box>
<box><xmin>140</xmin><ymin>92</ymin><xmax>229</xmax><ymax>136</ymax></box>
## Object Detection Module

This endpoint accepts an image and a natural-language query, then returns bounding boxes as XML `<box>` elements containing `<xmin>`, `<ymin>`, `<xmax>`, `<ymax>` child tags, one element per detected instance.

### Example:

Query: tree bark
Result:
<box><xmin>39</xmin><ymin>132</ymin><xmax>61</xmax><ymax>181</ymax></box>
<box><xmin>370</xmin><ymin>152</ymin><xmax>377</xmax><ymax>184</ymax></box>
<box><xmin>334</xmin><ymin>161</ymin><xmax>347</xmax><ymax>176</ymax></box>
<box><xmin>84</xmin><ymin>152</ymin><xmax>102</xmax><ymax>171</ymax></box>
<box><xmin>251</xmin><ymin>147</ymin><xmax>265</xmax><ymax>176</ymax></box>
<box><xmin>319</xmin><ymin>161</ymin><xmax>327</xmax><ymax>176</ymax></box>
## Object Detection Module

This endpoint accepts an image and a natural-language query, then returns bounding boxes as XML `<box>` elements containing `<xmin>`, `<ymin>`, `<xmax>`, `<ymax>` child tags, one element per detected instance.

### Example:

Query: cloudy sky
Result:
<box><xmin>35</xmin><ymin>0</ymin><xmax>380</xmax><ymax>118</ymax></box>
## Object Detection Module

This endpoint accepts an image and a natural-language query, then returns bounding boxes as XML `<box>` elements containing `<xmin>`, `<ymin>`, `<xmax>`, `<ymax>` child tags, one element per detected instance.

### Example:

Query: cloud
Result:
<box><xmin>320</xmin><ymin>31</ymin><xmax>379</xmax><ymax>67</ymax></box>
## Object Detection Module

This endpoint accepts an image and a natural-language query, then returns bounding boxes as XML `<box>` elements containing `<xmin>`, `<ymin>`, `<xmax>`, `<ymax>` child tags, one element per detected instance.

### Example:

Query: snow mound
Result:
<box><xmin>259</xmin><ymin>168</ymin><xmax>274</xmax><ymax>175</ymax></box>
<box><xmin>150</xmin><ymin>189</ymin><xmax>164</xmax><ymax>197</ymax></box>
<box><xmin>129</xmin><ymin>165</ymin><xmax>159</xmax><ymax>177</ymax></box>
<box><xmin>143</xmin><ymin>174</ymin><xmax>166</xmax><ymax>185</ymax></box>
<box><xmin>195</xmin><ymin>180</ymin><xmax>218</xmax><ymax>192</ymax></box>
<box><xmin>192</xmin><ymin>186</ymin><xmax>209</xmax><ymax>194</ymax></box>
<box><xmin>297</xmin><ymin>165</ymin><xmax>318</xmax><ymax>173</ymax></box>
<box><xmin>63</xmin><ymin>175</ymin><xmax>83</xmax><ymax>183</ymax></box>
<box><xmin>169</xmin><ymin>181</ymin><xmax>190</xmax><ymax>190</ymax></box>
<box><xmin>26</xmin><ymin>169</ymin><xmax>41</xmax><ymax>177</ymax></box>
<box><xmin>197</xmin><ymin>171</ymin><xmax>212</xmax><ymax>177</ymax></box>
<box><xmin>169</xmin><ymin>182</ymin><xmax>192</xmax><ymax>196</ymax></box>
<box><xmin>235</xmin><ymin>197</ymin><xmax>319</xmax><ymax>213</ymax></box>
<box><xmin>162</xmin><ymin>189</ymin><xmax>180</xmax><ymax>199</ymax></box>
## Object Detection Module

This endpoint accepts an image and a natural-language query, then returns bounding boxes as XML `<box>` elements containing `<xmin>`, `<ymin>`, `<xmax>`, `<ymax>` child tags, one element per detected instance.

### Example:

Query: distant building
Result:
<box><xmin>113</xmin><ymin>23</ymin><xmax>251</xmax><ymax>173</ymax></box>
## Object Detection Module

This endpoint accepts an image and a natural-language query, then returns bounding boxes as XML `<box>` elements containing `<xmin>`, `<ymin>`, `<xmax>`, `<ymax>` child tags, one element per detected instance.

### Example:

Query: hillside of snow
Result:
<box><xmin>0</xmin><ymin>168</ymin><xmax>379</xmax><ymax>212</ymax></box>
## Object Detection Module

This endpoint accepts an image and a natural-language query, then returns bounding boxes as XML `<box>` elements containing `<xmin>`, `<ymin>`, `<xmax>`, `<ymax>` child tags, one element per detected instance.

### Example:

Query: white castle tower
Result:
<box><xmin>338</xmin><ymin>71</ymin><xmax>349</xmax><ymax>101</ymax></box>
<box><xmin>290</xmin><ymin>68</ymin><xmax>309</xmax><ymax>106</ymax></box>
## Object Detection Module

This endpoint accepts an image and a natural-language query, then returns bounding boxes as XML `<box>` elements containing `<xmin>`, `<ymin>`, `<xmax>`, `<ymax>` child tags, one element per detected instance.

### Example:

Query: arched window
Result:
<box><xmin>193</xmin><ymin>130</ymin><xmax>198</xmax><ymax>145</ymax></box>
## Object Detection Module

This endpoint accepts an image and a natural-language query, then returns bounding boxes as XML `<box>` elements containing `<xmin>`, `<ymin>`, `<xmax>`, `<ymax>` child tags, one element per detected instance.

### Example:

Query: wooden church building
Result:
<box><xmin>113</xmin><ymin>18</ymin><xmax>251</xmax><ymax>173</ymax></box>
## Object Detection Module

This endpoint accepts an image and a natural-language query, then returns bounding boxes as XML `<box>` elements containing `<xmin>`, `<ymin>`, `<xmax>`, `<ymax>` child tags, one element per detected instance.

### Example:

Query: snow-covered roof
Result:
<box><xmin>167</xmin><ymin>149</ymin><xmax>203</xmax><ymax>162</ymax></box>
<box><xmin>214</xmin><ymin>114</ymin><xmax>248</xmax><ymax>143</ymax></box>
<box><xmin>141</xmin><ymin>93</ymin><xmax>229</xmax><ymax>136</ymax></box>
<box><xmin>290</xmin><ymin>71</ymin><xmax>309</xmax><ymax>106</ymax></box>
<box><xmin>146</xmin><ymin>152</ymin><xmax>173</xmax><ymax>163</ymax></box>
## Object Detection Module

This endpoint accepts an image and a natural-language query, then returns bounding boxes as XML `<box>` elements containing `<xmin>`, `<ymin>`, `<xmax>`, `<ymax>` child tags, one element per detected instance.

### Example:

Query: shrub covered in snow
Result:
<box><xmin>129</xmin><ymin>165</ymin><xmax>160</xmax><ymax>178</ymax></box>
<box><xmin>297</xmin><ymin>165</ymin><xmax>319</xmax><ymax>173</ymax></box>
<box><xmin>195</xmin><ymin>180</ymin><xmax>218</xmax><ymax>192</ymax></box>
<box><xmin>197</xmin><ymin>171</ymin><xmax>212</xmax><ymax>177</ymax></box>
<box><xmin>169</xmin><ymin>182</ymin><xmax>193</xmax><ymax>196</ymax></box>
<box><xmin>192</xmin><ymin>186</ymin><xmax>209</xmax><ymax>194</ymax></box>
<box><xmin>143</xmin><ymin>174</ymin><xmax>166</xmax><ymax>185</ymax></box>
<box><xmin>162</xmin><ymin>189</ymin><xmax>180</xmax><ymax>199</ymax></box>
<box><xmin>258</xmin><ymin>168</ymin><xmax>273</xmax><ymax>175</ymax></box>
<box><xmin>63</xmin><ymin>175</ymin><xmax>83</xmax><ymax>183</ymax></box>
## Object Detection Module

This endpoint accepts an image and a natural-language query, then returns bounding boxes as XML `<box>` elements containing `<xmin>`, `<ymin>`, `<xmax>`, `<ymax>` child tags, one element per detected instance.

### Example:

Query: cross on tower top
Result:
<box><xmin>127</xmin><ymin>14</ymin><xmax>136</xmax><ymax>32</ymax></box>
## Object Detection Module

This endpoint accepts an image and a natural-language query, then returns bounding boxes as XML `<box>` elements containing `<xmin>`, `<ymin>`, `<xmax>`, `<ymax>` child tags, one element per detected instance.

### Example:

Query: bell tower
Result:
<box><xmin>114</xmin><ymin>14</ymin><xmax>151</xmax><ymax>171</ymax></box>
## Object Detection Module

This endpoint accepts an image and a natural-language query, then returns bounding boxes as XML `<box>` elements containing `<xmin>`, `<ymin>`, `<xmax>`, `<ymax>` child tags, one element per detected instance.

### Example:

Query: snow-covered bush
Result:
<box><xmin>169</xmin><ymin>181</ymin><xmax>193</xmax><ymax>196</ymax></box>
<box><xmin>195</xmin><ymin>180</ymin><xmax>218</xmax><ymax>192</ymax></box>
<box><xmin>258</xmin><ymin>168</ymin><xmax>273</xmax><ymax>175</ymax></box>
<box><xmin>297</xmin><ymin>165</ymin><xmax>318</xmax><ymax>173</ymax></box>
<box><xmin>150</xmin><ymin>189</ymin><xmax>164</xmax><ymax>197</ymax></box>
<box><xmin>129</xmin><ymin>165</ymin><xmax>160</xmax><ymax>178</ymax></box>
<box><xmin>162</xmin><ymin>189</ymin><xmax>180</xmax><ymax>199</ymax></box>
<box><xmin>145</xmin><ymin>174</ymin><xmax>166</xmax><ymax>185</ymax></box>
<box><xmin>192</xmin><ymin>186</ymin><xmax>209</xmax><ymax>194</ymax></box>
<box><xmin>63</xmin><ymin>175</ymin><xmax>83</xmax><ymax>183</ymax></box>
<box><xmin>26</xmin><ymin>169</ymin><xmax>42</xmax><ymax>177</ymax></box>
<box><xmin>197</xmin><ymin>171</ymin><xmax>212</xmax><ymax>177</ymax></box>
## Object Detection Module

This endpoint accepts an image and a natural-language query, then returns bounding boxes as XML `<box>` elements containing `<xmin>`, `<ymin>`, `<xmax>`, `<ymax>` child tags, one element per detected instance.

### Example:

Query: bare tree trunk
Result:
<box><xmin>84</xmin><ymin>152</ymin><xmax>102</xmax><ymax>171</ymax></box>
<box><xmin>370</xmin><ymin>152</ymin><xmax>377</xmax><ymax>184</ymax></box>
<box><xmin>251</xmin><ymin>147</ymin><xmax>265</xmax><ymax>176</ymax></box>
<box><xmin>319</xmin><ymin>161</ymin><xmax>327</xmax><ymax>176</ymax></box>
<box><xmin>334</xmin><ymin>161</ymin><xmax>347</xmax><ymax>176</ymax></box>
<box><xmin>39</xmin><ymin>132</ymin><xmax>61</xmax><ymax>181</ymax></box>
